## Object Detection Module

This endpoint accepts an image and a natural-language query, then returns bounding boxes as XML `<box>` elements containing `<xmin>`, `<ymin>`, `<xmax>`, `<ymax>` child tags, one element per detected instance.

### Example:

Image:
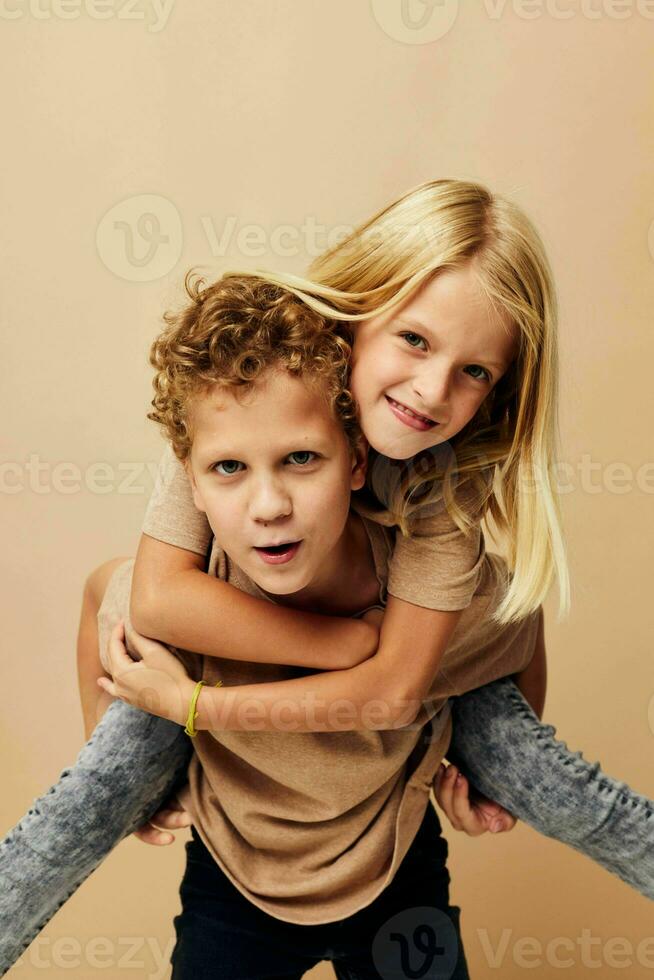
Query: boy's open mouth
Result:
<box><xmin>254</xmin><ymin>541</ymin><xmax>303</xmax><ymax>565</ymax></box>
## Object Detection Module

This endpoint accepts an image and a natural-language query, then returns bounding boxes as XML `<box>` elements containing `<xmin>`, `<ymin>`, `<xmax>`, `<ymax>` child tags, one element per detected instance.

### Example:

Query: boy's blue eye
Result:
<box><xmin>213</xmin><ymin>453</ymin><xmax>317</xmax><ymax>475</ymax></box>
<box><xmin>287</xmin><ymin>451</ymin><xmax>316</xmax><ymax>465</ymax></box>
<box><xmin>214</xmin><ymin>459</ymin><xmax>243</xmax><ymax>476</ymax></box>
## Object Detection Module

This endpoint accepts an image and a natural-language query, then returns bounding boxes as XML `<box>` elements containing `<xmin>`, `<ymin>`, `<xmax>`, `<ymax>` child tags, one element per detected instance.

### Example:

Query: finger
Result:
<box><xmin>489</xmin><ymin>812</ymin><xmax>518</xmax><ymax>833</ymax></box>
<box><xmin>124</xmin><ymin>624</ymin><xmax>165</xmax><ymax>659</ymax></box>
<box><xmin>96</xmin><ymin>677</ymin><xmax>117</xmax><ymax>697</ymax></box>
<box><xmin>473</xmin><ymin>794</ymin><xmax>518</xmax><ymax>833</ymax></box>
<box><xmin>108</xmin><ymin>621</ymin><xmax>135</xmax><ymax>670</ymax></box>
<box><xmin>435</xmin><ymin>764</ymin><xmax>463</xmax><ymax>830</ymax></box>
<box><xmin>132</xmin><ymin>822</ymin><xmax>174</xmax><ymax>846</ymax></box>
<box><xmin>474</xmin><ymin>798</ymin><xmax>503</xmax><ymax>818</ymax></box>
<box><xmin>148</xmin><ymin>807</ymin><xmax>193</xmax><ymax>830</ymax></box>
<box><xmin>451</xmin><ymin>773</ymin><xmax>486</xmax><ymax>837</ymax></box>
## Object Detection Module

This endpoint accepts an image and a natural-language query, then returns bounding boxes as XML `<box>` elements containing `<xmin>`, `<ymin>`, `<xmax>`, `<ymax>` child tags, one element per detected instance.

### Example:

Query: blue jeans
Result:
<box><xmin>171</xmin><ymin>807</ymin><xmax>469</xmax><ymax>980</ymax></box>
<box><xmin>1</xmin><ymin>678</ymin><xmax>652</xmax><ymax>975</ymax></box>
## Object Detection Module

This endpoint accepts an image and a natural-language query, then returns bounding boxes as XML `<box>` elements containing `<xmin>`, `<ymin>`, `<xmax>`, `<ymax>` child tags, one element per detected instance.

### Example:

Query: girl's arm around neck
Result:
<box><xmin>129</xmin><ymin>533</ymin><xmax>378</xmax><ymax>672</ymax></box>
<box><xmin>191</xmin><ymin>596</ymin><xmax>463</xmax><ymax>733</ymax></box>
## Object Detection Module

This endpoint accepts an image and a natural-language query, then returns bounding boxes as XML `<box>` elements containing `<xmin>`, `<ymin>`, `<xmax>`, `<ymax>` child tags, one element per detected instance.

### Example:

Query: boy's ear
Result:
<box><xmin>350</xmin><ymin>434</ymin><xmax>368</xmax><ymax>492</ymax></box>
<box><xmin>183</xmin><ymin>456</ymin><xmax>207</xmax><ymax>514</ymax></box>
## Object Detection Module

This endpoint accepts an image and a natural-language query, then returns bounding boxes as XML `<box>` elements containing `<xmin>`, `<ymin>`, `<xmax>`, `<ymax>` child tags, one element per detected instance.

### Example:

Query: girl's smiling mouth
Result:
<box><xmin>385</xmin><ymin>395</ymin><xmax>438</xmax><ymax>431</ymax></box>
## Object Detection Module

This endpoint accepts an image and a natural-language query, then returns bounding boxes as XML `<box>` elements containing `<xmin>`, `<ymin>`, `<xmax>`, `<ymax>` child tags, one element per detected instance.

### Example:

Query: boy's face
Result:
<box><xmin>184</xmin><ymin>367</ymin><xmax>367</xmax><ymax>598</ymax></box>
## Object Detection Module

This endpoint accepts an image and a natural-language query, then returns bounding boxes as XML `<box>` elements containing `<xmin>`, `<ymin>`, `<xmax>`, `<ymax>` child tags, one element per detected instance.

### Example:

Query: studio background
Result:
<box><xmin>2</xmin><ymin>2</ymin><xmax>653</xmax><ymax>977</ymax></box>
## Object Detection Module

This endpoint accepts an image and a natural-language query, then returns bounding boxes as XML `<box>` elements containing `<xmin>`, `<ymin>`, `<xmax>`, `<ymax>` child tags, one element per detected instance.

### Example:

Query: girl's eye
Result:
<box><xmin>400</xmin><ymin>331</ymin><xmax>428</xmax><ymax>351</ymax></box>
<box><xmin>465</xmin><ymin>365</ymin><xmax>492</xmax><ymax>383</ymax></box>
<box><xmin>214</xmin><ymin>459</ymin><xmax>244</xmax><ymax>476</ymax></box>
<box><xmin>287</xmin><ymin>451</ymin><xmax>317</xmax><ymax>466</ymax></box>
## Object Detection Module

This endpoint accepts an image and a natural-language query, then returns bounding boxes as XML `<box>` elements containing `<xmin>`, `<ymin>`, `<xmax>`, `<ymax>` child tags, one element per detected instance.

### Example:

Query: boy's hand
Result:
<box><xmin>97</xmin><ymin>620</ymin><xmax>196</xmax><ymax>726</ymax></box>
<box><xmin>433</xmin><ymin>763</ymin><xmax>517</xmax><ymax>837</ymax></box>
<box><xmin>132</xmin><ymin>791</ymin><xmax>193</xmax><ymax>846</ymax></box>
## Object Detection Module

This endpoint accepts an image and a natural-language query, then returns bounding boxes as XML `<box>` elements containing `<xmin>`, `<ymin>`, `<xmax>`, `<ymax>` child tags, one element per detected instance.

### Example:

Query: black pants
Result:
<box><xmin>170</xmin><ymin>802</ymin><xmax>469</xmax><ymax>979</ymax></box>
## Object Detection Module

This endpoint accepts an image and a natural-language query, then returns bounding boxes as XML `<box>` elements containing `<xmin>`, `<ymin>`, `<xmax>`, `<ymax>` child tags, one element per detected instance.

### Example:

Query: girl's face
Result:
<box><xmin>350</xmin><ymin>263</ymin><xmax>518</xmax><ymax>460</ymax></box>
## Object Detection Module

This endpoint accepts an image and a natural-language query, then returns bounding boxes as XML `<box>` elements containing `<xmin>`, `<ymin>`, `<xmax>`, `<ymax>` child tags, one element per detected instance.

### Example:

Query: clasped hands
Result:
<box><xmin>98</xmin><ymin>619</ymin><xmax>516</xmax><ymax>843</ymax></box>
<box><xmin>97</xmin><ymin>619</ymin><xmax>195</xmax><ymax>727</ymax></box>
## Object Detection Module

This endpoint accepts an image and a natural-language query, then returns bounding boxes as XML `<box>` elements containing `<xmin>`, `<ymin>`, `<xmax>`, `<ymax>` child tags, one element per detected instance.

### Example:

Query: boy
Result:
<box><xmin>91</xmin><ymin>273</ymin><xmax>541</xmax><ymax>977</ymax></box>
<box><xmin>3</xmin><ymin>274</ymin><xmax>541</xmax><ymax>977</ymax></box>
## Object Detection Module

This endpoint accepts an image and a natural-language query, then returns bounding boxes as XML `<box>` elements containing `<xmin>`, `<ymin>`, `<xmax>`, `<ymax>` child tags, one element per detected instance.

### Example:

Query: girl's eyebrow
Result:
<box><xmin>395</xmin><ymin>315</ymin><xmax>508</xmax><ymax>372</ymax></box>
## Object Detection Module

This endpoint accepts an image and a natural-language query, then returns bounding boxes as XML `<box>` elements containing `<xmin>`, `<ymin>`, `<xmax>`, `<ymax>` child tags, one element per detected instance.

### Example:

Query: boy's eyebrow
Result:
<box><xmin>395</xmin><ymin>315</ymin><xmax>509</xmax><ymax>371</ymax></box>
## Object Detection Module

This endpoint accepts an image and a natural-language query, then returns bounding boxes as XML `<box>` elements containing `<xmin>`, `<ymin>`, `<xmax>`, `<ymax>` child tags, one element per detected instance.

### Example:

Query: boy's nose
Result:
<box><xmin>249</xmin><ymin>481</ymin><xmax>293</xmax><ymax>525</ymax></box>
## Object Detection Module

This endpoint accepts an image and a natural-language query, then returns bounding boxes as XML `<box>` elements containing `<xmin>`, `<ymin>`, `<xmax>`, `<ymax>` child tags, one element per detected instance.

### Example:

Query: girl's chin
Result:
<box><xmin>367</xmin><ymin>433</ymin><xmax>430</xmax><ymax>461</ymax></box>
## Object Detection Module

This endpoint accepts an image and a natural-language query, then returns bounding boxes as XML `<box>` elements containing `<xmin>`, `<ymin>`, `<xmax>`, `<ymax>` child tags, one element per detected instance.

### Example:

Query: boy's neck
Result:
<box><xmin>258</xmin><ymin>511</ymin><xmax>380</xmax><ymax>617</ymax></box>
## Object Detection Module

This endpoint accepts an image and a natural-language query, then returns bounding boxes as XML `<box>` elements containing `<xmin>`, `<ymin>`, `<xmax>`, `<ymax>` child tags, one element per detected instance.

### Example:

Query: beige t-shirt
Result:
<box><xmin>97</xmin><ymin>444</ymin><xmax>539</xmax><ymax>925</ymax></box>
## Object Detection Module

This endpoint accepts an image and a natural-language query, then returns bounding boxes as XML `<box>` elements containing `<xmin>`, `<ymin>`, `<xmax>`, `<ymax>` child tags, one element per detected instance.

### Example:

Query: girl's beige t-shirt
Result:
<box><xmin>98</xmin><ymin>444</ymin><xmax>539</xmax><ymax>925</ymax></box>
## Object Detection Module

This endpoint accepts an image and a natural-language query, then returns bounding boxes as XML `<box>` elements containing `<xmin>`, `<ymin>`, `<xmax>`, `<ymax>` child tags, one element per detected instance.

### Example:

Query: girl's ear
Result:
<box><xmin>350</xmin><ymin>435</ymin><xmax>369</xmax><ymax>492</ymax></box>
<box><xmin>183</xmin><ymin>457</ymin><xmax>207</xmax><ymax>514</ymax></box>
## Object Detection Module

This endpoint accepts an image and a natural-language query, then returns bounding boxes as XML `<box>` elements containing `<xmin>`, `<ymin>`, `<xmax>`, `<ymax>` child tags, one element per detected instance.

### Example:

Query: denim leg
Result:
<box><xmin>0</xmin><ymin>699</ymin><xmax>193</xmax><ymax>974</ymax></box>
<box><xmin>447</xmin><ymin>677</ymin><xmax>654</xmax><ymax>900</ymax></box>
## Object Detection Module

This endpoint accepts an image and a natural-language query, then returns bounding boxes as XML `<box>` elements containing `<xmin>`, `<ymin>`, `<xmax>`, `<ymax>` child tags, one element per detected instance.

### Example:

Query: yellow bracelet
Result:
<box><xmin>184</xmin><ymin>679</ymin><xmax>222</xmax><ymax>738</ymax></box>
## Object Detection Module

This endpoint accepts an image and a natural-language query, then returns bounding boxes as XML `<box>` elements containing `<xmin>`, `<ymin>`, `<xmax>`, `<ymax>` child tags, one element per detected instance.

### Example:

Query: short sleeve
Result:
<box><xmin>142</xmin><ymin>443</ymin><xmax>213</xmax><ymax>556</ymax></box>
<box><xmin>386</xmin><ymin>480</ymin><xmax>487</xmax><ymax>611</ymax></box>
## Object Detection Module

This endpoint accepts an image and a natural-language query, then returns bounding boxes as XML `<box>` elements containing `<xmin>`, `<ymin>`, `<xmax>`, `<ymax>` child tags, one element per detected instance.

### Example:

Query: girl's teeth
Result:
<box><xmin>391</xmin><ymin>398</ymin><xmax>431</xmax><ymax>423</ymax></box>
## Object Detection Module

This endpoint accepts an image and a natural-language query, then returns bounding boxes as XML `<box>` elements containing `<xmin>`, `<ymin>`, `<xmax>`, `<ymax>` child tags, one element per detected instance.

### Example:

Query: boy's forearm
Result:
<box><xmin>190</xmin><ymin>653</ymin><xmax>418</xmax><ymax>733</ymax></box>
<box><xmin>132</xmin><ymin>566</ymin><xmax>378</xmax><ymax>671</ymax></box>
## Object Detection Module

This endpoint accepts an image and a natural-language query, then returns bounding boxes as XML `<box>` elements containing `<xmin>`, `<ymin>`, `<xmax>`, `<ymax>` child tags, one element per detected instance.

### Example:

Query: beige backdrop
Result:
<box><xmin>2</xmin><ymin>2</ymin><xmax>653</xmax><ymax>977</ymax></box>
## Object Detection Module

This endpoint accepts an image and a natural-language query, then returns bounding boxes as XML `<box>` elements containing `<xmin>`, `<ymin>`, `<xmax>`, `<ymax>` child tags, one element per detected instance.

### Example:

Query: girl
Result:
<box><xmin>1</xmin><ymin>179</ymin><xmax>652</xmax><ymax>975</ymax></box>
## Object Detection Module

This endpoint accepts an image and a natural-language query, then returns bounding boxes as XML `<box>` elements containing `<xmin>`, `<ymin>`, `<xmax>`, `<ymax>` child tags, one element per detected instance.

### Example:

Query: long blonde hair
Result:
<box><xmin>234</xmin><ymin>178</ymin><xmax>570</xmax><ymax>626</ymax></box>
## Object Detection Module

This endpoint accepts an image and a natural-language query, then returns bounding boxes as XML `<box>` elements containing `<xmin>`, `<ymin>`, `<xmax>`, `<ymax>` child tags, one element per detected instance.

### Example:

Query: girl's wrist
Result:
<box><xmin>182</xmin><ymin>677</ymin><xmax>222</xmax><ymax>732</ymax></box>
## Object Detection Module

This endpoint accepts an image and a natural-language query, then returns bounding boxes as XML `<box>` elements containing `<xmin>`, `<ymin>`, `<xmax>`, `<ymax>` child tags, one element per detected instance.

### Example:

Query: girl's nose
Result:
<box><xmin>412</xmin><ymin>365</ymin><xmax>451</xmax><ymax>419</ymax></box>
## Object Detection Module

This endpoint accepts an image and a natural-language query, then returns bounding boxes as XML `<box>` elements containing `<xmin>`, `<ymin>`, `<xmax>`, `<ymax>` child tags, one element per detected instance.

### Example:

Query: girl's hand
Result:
<box><xmin>132</xmin><ymin>790</ymin><xmax>193</xmax><ymax>846</ymax></box>
<box><xmin>433</xmin><ymin>763</ymin><xmax>517</xmax><ymax>837</ymax></box>
<box><xmin>97</xmin><ymin>620</ymin><xmax>196</xmax><ymax>727</ymax></box>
